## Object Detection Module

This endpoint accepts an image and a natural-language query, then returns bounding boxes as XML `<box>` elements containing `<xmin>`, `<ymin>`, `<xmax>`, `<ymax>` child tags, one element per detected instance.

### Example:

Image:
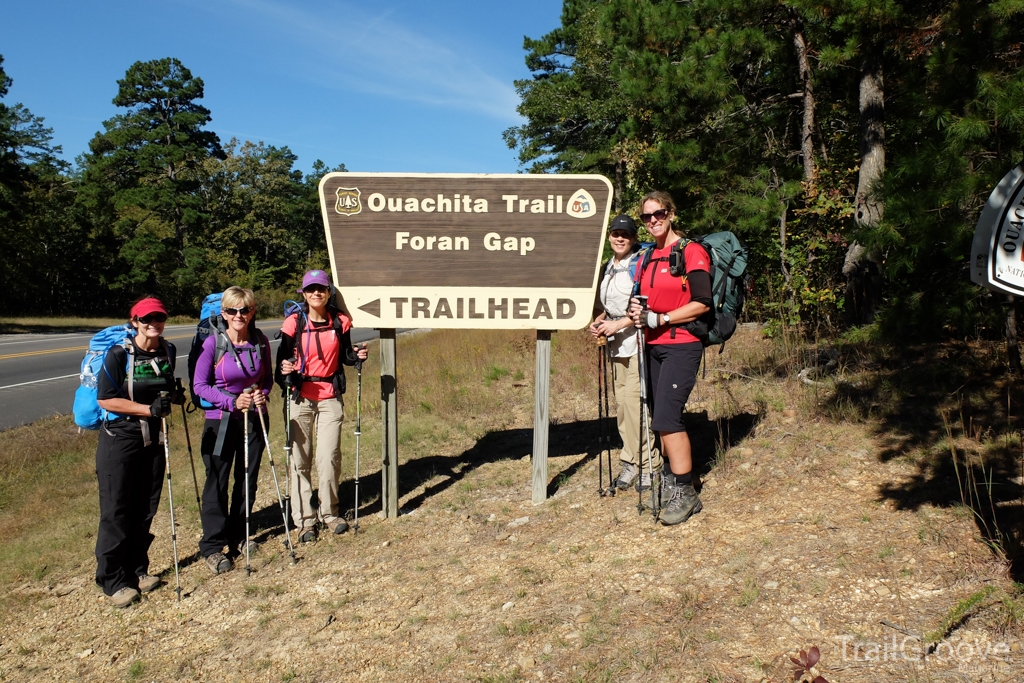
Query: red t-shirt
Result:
<box><xmin>637</xmin><ymin>240</ymin><xmax>710</xmax><ymax>345</ymax></box>
<box><xmin>280</xmin><ymin>311</ymin><xmax>352</xmax><ymax>401</ymax></box>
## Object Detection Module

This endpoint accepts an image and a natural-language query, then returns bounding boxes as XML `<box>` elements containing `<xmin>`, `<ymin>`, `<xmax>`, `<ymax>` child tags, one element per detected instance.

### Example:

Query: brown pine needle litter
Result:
<box><xmin>0</xmin><ymin>327</ymin><xmax>1021</xmax><ymax>682</ymax></box>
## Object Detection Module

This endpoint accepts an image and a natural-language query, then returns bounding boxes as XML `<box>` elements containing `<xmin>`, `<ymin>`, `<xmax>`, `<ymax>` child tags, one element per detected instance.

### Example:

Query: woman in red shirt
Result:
<box><xmin>276</xmin><ymin>270</ymin><xmax>368</xmax><ymax>542</ymax></box>
<box><xmin>629</xmin><ymin>191</ymin><xmax>712</xmax><ymax>525</ymax></box>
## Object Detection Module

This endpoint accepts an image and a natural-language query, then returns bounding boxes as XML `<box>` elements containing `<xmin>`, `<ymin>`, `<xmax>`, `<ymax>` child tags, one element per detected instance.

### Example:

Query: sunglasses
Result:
<box><xmin>640</xmin><ymin>209</ymin><xmax>670</xmax><ymax>223</ymax></box>
<box><xmin>223</xmin><ymin>306</ymin><xmax>253</xmax><ymax>316</ymax></box>
<box><xmin>137</xmin><ymin>313</ymin><xmax>168</xmax><ymax>324</ymax></box>
<box><xmin>303</xmin><ymin>285</ymin><xmax>329</xmax><ymax>293</ymax></box>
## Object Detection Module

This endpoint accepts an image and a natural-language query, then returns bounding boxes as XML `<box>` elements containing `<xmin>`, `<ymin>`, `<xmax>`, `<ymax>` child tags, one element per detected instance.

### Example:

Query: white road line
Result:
<box><xmin>0</xmin><ymin>373</ymin><xmax>80</xmax><ymax>390</ymax></box>
<box><xmin>0</xmin><ymin>344</ymin><xmax>281</xmax><ymax>393</ymax></box>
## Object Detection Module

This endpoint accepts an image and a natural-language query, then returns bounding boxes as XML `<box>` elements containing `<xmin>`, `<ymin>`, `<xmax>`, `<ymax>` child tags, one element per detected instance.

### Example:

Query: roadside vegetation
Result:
<box><xmin>0</xmin><ymin>327</ymin><xmax>1021</xmax><ymax>682</ymax></box>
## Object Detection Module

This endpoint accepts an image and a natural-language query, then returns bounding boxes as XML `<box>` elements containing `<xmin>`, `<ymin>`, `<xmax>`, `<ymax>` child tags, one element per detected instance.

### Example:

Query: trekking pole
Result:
<box><xmin>284</xmin><ymin>369</ymin><xmax>305</xmax><ymax>525</ymax></box>
<box><xmin>352</xmin><ymin>358</ymin><xmax>363</xmax><ymax>535</ymax></box>
<box><xmin>253</xmin><ymin>396</ymin><xmax>296</xmax><ymax>563</ymax></box>
<box><xmin>159</xmin><ymin>397</ymin><xmax>182</xmax><ymax>601</ymax></box>
<box><xmin>176</xmin><ymin>379</ymin><xmax>201</xmax><ymax>512</ymax></box>
<box><xmin>634</xmin><ymin>298</ymin><xmax>658</xmax><ymax>519</ymax></box>
<box><xmin>602</xmin><ymin>340</ymin><xmax>614</xmax><ymax>494</ymax></box>
<box><xmin>596</xmin><ymin>336</ymin><xmax>608</xmax><ymax>496</ymax></box>
<box><xmin>242</xmin><ymin>388</ymin><xmax>253</xmax><ymax>577</ymax></box>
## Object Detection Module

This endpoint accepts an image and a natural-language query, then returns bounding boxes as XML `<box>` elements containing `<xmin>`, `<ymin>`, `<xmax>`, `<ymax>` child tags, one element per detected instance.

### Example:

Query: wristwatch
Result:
<box><xmin>662</xmin><ymin>313</ymin><xmax>671</xmax><ymax>325</ymax></box>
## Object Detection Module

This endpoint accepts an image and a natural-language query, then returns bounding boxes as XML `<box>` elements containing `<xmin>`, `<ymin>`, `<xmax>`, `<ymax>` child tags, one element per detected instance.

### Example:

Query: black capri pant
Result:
<box><xmin>647</xmin><ymin>342</ymin><xmax>703</xmax><ymax>433</ymax></box>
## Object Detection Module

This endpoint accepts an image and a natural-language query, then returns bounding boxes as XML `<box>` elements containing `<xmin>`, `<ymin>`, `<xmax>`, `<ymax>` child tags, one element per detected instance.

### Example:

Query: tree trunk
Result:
<box><xmin>614</xmin><ymin>158</ymin><xmax>624</xmax><ymax>214</ymax></box>
<box><xmin>845</xmin><ymin>53</ymin><xmax>885</xmax><ymax>326</ymax></box>
<box><xmin>793</xmin><ymin>28</ymin><xmax>816</xmax><ymax>186</ymax></box>
<box><xmin>1007</xmin><ymin>295</ymin><xmax>1021</xmax><ymax>374</ymax></box>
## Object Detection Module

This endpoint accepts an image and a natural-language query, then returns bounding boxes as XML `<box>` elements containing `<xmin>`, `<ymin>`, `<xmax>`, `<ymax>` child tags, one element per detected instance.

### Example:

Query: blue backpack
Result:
<box><xmin>73</xmin><ymin>324</ymin><xmax>135</xmax><ymax>430</ymax></box>
<box><xmin>186</xmin><ymin>292</ymin><xmax>269</xmax><ymax>409</ymax></box>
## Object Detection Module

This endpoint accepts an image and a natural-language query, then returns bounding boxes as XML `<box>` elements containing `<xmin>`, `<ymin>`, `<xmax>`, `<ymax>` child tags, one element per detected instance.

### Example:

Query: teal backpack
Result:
<box><xmin>693</xmin><ymin>231</ymin><xmax>748</xmax><ymax>348</ymax></box>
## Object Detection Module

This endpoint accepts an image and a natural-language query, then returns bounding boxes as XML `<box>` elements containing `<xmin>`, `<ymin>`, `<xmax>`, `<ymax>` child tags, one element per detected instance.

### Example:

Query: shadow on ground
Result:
<box><xmin>819</xmin><ymin>341</ymin><xmax>1024</xmax><ymax>582</ymax></box>
<box><xmin>339</xmin><ymin>410</ymin><xmax>761</xmax><ymax>519</ymax></box>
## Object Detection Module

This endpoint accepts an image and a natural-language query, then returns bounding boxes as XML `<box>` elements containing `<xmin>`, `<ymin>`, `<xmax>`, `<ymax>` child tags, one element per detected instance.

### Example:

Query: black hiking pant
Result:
<box><xmin>94</xmin><ymin>421</ymin><xmax>165</xmax><ymax>596</ymax></box>
<box><xmin>198</xmin><ymin>415</ymin><xmax>265</xmax><ymax>557</ymax></box>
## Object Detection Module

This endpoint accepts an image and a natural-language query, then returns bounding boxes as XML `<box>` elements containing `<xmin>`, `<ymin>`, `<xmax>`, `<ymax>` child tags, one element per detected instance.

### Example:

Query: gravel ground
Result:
<box><xmin>1</xmin><ymin>333</ymin><xmax>1021</xmax><ymax>682</ymax></box>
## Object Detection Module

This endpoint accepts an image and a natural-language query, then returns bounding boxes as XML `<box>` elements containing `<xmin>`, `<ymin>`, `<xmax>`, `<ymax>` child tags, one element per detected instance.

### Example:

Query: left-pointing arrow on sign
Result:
<box><xmin>358</xmin><ymin>299</ymin><xmax>381</xmax><ymax>317</ymax></box>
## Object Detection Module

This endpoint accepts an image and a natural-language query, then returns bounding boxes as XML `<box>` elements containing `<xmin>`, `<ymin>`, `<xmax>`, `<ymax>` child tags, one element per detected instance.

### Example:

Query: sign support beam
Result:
<box><xmin>380</xmin><ymin>329</ymin><xmax>399</xmax><ymax>518</ymax></box>
<box><xmin>532</xmin><ymin>330</ymin><xmax>551</xmax><ymax>505</ymax></box>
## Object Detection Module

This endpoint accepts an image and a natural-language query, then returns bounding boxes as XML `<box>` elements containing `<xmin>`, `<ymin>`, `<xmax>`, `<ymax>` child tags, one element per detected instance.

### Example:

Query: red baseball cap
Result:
<box><xmin>130</xmin><ymin>297</ymin><xmax>168</xmax><ymax>319</ymax></box>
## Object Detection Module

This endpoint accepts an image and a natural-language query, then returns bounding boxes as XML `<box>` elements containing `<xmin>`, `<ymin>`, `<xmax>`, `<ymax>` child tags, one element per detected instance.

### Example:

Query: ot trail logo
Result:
<box><xmin>335</xmin><ymin>187</ymin><xmax>362</xmax><ymax>217</ymax></box>
<box><xmin>567</xmin><ymin>189</ymin><xmax>597</xmax><ymax>219</ymax></box>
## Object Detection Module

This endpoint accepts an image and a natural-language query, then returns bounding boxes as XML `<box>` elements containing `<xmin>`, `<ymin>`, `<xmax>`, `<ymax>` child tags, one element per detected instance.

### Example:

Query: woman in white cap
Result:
<box><xmin>276</xmin><ymin>270</ymin><xmax>368</xmax><ymax>542</ymax></box>
<box><xmin>590</xmin><ymin>215</ymin><xmax>661</xmax><ymax>492</ymax></box>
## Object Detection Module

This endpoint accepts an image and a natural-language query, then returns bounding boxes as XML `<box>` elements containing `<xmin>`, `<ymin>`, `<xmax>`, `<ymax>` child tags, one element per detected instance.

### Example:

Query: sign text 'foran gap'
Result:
<box><xmin>360</xmin><ymin>296</ymin><xmax>577</xmax><ymax>320</ymax></box>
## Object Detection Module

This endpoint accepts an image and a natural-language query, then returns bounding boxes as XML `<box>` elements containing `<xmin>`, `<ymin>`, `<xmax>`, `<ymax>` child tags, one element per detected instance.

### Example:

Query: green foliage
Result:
<box><xmin>0</xmin><ymin>54</ymin><xmax>89</xmax><ymax>315</ymax></box>
<box><xmin>0</xmin><ymin>55</ymin><xmax>350</xmax><ymax>317</ymax></box>
<box><xmin>511</xmin><ymin>0</ymin><xmax>1024</xmax><ymax>340</ymax></box>
<box><xmin>76</xmin><ymin>57</ymin><xmax>225</xmax><ymax>311</ymax></box>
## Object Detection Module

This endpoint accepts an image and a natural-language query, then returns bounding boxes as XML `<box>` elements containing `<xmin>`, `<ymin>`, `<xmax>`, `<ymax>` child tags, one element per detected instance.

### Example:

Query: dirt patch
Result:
<box><xmin>0</xmin><ymin>328</ymin><xmax>1021</xmax><ymax>682</ymax></box>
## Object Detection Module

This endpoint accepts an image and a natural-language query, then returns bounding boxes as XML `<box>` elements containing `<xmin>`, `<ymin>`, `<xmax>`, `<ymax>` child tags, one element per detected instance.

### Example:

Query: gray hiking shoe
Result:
<box><xmin>635</xmin><ymin>471</ymin><xmax>653</xmax><ymax>492</ymax></box>
<box><xmin>108</xmin><ymin>586</ymin><xmax>139</xmax><ymax>608</ymax></box>
<box><xmin>205</xmin><ymin>552</ymin><xmax>233</xmax><ymax>575</ymax></box>
<box><xmin>613</xmin><ymin>463</ymin><xmax>638</xmax><ymax>490</ymax></box>
<box><xmin>326</xmin><ymin>518</ymin><xmax>349</xmax><ymax>535</ymax></box>
<box><xmin>641</xmin><ymin>472</ymin><xmax>666</xmax><ymax>511</ymax></box>
<box><xmin>299</xmin><ymin>527</ymin><xmax>317</xmax><ymax>543</ymax></box>
<box><xmin>136</xmin><ymin>574</ymin><xmax>161</xmax><ymax>593</ymax></box>
<box><xmin>658</xmin><ymin>482</ymin><xmax>702</xmax><ymax>526</ymax></box>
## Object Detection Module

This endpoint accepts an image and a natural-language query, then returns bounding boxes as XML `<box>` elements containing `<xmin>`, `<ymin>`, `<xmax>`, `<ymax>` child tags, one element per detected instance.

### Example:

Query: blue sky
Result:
<box><xmin>0</xmin><ymin>0</ymin><xmax>562</xmax><ymax>174</ymax></box>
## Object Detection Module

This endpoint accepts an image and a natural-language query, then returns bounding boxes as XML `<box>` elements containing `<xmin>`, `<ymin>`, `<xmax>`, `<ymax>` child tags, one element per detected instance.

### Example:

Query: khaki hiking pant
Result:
<box><xmin>288</xmin><ymin>395</ymin><xmax>345</xmax><ymax>530</ymax></box>
<box><xmin>612</xmin><ymin>354</ymin><xmax>661</xmax><ymax>472</ymax></box>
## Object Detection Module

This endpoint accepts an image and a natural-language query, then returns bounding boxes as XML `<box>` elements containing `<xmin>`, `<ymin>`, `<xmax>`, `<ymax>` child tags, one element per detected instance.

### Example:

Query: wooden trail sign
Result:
<box><xmin>318</xmin><ymin>172</ymin><xmax>614</xmax><ymax>515</ymax></box>
<box><xmin>318</xmin><ymin>173</ymin><xmax>614</xmax><ymax>329</ymax></box>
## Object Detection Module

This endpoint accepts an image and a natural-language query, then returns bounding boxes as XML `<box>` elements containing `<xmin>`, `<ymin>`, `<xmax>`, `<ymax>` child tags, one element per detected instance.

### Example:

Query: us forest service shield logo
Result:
<box><xmin>335</xmin><ymin>187</ymin><xmax>362</xmax><ymax>216</ymax></box>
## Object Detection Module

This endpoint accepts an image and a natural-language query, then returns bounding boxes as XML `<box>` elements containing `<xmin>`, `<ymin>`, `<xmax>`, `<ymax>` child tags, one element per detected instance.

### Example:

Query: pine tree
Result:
<box><xmin>78</xmin><ymin>57</ymin><xmax>224</xmax><ymax>311</ymax></box>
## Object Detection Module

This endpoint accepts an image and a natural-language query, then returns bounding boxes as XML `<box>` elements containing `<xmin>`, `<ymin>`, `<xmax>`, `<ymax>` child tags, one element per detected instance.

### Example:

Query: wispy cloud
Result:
<box><xmin>221</xmin><ymin>0</ymin><xmax>521</xmax><ymax>121</ymax></box>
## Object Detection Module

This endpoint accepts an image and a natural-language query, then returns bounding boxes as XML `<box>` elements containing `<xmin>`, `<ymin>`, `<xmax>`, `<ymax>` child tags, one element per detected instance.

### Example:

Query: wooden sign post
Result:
<box><xmin>318</xmin><ymin>173</ymin><xmax>613</xmax><ymax>515</ymax></box>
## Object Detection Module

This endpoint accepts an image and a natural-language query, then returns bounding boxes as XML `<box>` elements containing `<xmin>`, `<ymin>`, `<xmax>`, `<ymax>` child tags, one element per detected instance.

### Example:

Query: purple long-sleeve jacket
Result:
<box><xmin>192</xmin><ymin>331</ymin><xmax>273</xmax><ymax>420</ymax></box>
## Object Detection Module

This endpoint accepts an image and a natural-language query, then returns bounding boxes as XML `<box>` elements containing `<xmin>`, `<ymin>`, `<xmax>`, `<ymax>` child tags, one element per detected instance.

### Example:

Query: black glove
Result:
<box><xmin>172</xmin><ymin>379</ymin><xmax>187</xmax><ymax>405</ymax></box>
<box><xmin>149</xmin><ymin>393</ymin><xmax>172</xmax><ymax>418</ymax></box>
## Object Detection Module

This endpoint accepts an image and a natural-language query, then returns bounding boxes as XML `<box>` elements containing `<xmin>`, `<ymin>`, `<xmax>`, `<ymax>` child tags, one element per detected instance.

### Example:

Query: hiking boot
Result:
<box><xmin>327</xmin><ymin>518</ymin><xmax>349</xmax><ymax>535</ymax></box>
<box><xmin>635</xmin><ymin>471</ymin><xmax>653</xmax><ymax>492</ymax></box>
<box><xmin>205</xmin><ymin>552</ymin><xmax>233</xmax><ymax>575</ymax></box>
<box><xmin>641</xmin><ymin>472</ymin><xmax>667</xmax><ymax>512</ymax></box>
<box><xmin>658</xmin><ymin>482</ymin><xmax>703</xmax><ymax>526</ymax></box>
<box><xmin>136</xmin><ymin>574</ymin><xmax>161</xmax><ymax>593</ymax></box>
<box><xmin>108</xmin><ymin>586</ymin><xmax>139</xmax><ymax>608</ymax></box>
<box><xmin>613</xmin><ymin>463</ymin><xmax>637</xmax><ymax>490</ymax></box>
<box><xmin>299</xmin><ymin>527</ymin><xmax>317</xmax><ymax>543</ymax></box>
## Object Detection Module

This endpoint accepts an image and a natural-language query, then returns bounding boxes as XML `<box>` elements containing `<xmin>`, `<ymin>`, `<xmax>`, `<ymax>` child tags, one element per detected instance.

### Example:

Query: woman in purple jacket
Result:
<box><xmin>192</xmin><ymin>286</ymin><xmax>273</xmax><ymax>574</ymax></box>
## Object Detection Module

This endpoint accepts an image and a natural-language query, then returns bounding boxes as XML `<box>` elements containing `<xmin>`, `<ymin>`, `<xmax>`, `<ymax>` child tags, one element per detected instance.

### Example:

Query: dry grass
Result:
<box><xmin>0</xmin><ymin>317</ymin><xmax>196</xmax><ymax>334</ymax></box>
<box><xmin>0</xmin><ymin>327</ymin><xmax>1022</xmax><ymax>682</ymax></box>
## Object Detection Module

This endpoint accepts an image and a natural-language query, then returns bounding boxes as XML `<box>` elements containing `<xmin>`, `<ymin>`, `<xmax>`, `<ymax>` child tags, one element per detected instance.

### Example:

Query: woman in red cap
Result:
<box><xmin>276</xmin><ymin>270</ymin><xmax>367</xmax><ymax>542</ymax></box>
<box><xmin>94</xmin><ymin>297</ymin><xmax>183</xmax><ymax>607</ymax></box>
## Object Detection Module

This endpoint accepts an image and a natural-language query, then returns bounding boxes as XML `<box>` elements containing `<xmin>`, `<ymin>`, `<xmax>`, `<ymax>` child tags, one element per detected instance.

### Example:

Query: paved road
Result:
<box><xmin>0</xmin><ymin>322</ymin><xmax>380</xmax><ymax>431</ymax></box>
